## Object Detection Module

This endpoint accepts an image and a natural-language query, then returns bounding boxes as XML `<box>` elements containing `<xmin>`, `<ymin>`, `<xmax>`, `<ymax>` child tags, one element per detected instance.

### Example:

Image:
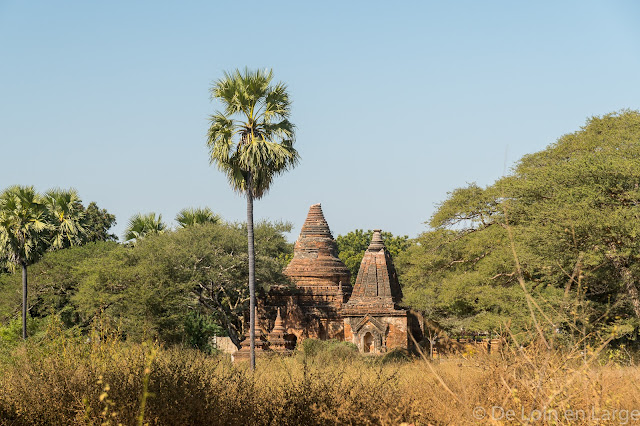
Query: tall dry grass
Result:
<box><xmin>0</xmin><ymin>320</ymin><xmax>415</xmax><ymax>425</ymax></box>
<box><xmin>1</xmin><ymin>323</ymin><xmax>640</xmax><ymax>425</ymax></box>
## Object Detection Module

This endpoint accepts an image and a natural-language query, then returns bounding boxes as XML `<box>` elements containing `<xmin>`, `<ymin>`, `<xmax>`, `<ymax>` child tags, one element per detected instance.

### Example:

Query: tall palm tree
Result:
<box><xmin>43</xmin><ymin>188</ymin><xmax>86</xmax><ymax>249</ymax></box>
<box><xmin>124</xmin><ymin>212</ymin><xmax>166</xmax><ymax>243</ymax></box>
<box><xmin>175</xmin><ymin>207</ymin><xmax>220</xmax><ymax>228</ymax></box>
<box><xmin>0</xmin><ymin>185</ymin><xmax>51</xmax><ymax>339</ymax></box>
<box><xmin>207</xmin><ymin>68</ymin><xmax>299</xmax><ymax>369</ymax></box>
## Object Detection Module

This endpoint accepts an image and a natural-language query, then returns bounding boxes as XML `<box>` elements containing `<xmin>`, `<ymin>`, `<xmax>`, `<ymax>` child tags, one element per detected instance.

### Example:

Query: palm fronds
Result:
<box><xmin>175</xmin><ymin>207</ymin><xmax>220</xmax><ymax>228</ymax></box>
<box><xmin>207</xmin><ymin>67</ymin><xmax>299</xmax><ymax>199</ymax></box>
<box><xmin>124</xmin><ymin>213</ymin><xmax>166</xmax><ymax>243</ymax></box>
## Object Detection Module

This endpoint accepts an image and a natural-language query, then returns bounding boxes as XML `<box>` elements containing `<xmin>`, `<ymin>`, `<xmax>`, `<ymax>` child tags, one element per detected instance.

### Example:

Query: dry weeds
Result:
<box><xmin>1</xmin><ymin>327</ymin><xmax>639</xmax><ymax>425</ymax></box>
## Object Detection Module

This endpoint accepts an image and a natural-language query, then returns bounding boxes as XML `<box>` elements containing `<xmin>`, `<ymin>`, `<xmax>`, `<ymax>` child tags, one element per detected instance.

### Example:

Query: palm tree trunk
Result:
<box><xmin>21</xmin><ymin>261</ymin><xmax>27</xmax><ymax>339</ymax></box>
<box><xmin>246</xmin><ymin>175</ymin><xmax>256</xmax><ymax>370</ymax></box>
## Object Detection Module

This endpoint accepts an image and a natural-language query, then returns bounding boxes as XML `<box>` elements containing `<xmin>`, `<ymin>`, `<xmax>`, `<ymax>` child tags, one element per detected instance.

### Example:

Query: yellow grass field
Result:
<box><xmin>1</xmin><ymin>325</ymin><xmax>639</xmax><ymax>425</ymax></box>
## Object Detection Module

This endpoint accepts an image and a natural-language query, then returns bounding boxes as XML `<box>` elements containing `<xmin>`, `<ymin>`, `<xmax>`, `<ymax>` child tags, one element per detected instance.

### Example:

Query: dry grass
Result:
<box><xmin>400</xmin><ymin>348</ymin><xmax>640</xmax><ymax>425</ymax></box>
<box><xmin>1</xmin><ymin>324</ymin><xmax>640</xmax><ymax>426</ymax></box>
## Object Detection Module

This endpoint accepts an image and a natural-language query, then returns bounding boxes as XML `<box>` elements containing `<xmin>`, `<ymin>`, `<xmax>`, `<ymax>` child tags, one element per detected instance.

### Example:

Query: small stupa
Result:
<box><xmin>232</xmin><ymin>308</ymin><xmax>269</xmax><ymax>362</ymax></box>
<box><xmin>267</xmin><ymin>308</ymin><xmax>292</xmax><ymax>353</ymax></box>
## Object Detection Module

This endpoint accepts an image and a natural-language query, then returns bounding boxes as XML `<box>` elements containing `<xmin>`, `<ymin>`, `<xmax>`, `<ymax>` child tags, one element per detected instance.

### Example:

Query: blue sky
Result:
<box><xmin>1</xmin><ymin>1</ymin><xmax>639</xmax><ymax>241</ymax></box>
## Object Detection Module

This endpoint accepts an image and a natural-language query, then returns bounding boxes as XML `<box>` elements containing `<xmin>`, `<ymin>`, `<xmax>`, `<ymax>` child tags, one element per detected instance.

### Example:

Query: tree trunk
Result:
<box><xmin>21</xmin><ymin>261</ymin><xmax>27</xmax><ymax>339</ymax></box>
<box><xmin>616</xmin><ymin>263</ymin><xmax>640</xmax><ymax>318</ymax></box>
<box><xmin>607</xmin><ymin>245</ymin><xmax>640</xmax><ymax>318</ymax></box>
<box><xmin>246</xmin><ymin>175</ymin><xmax>256</xmax><ymax>370</ymax></box>
<box><xmin>205</xmin><ymin>295</ymin><xmax>242</xmax><ymax>350</ymax></box>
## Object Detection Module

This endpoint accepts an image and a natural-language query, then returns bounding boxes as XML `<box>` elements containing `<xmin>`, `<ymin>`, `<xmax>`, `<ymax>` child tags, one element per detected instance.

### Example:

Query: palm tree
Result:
<box><xmin>43</xmin><ymin>188</ymin><xmax>87</xmax><ymax>249</ymax></box>
<box><xmin>124</xmin><ymin>212</ymin><xmax>166</xmax><ymax>243</ymax></box>
<box><xmin>175</xmin><ymin>207</ymin><xmax>220</xmax><ymax>228</ymax></box>
<box><xmin>0</xmin><ymin>186</ymin><xmax>51</xmax><ymax>339</ymax></box>
<box><xmin>207</xmin><ymin>68</ymin><xmax>299</xmax><ymax>369</ymax></box>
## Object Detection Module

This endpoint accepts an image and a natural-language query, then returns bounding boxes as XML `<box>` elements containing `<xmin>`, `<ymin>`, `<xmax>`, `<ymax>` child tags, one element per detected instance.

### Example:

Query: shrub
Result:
<box><xmin>2</xmin><ymin>324</ymin><xmax>640</xmax><ymax>425</ymax></box>
<box><xmin>380</xmin><ymin>347</ymin><xmax>411</xmax><ymax>364</ymax></box>
<box><xmin>300</xmin><ymin>338</ymin><xmax>359</xmax><ymax>362</ymax></box>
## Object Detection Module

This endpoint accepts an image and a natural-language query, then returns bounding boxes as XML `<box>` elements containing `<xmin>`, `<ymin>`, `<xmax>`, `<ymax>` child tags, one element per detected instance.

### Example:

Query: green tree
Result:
<box><xmin>397</xmin><ymin>224</ymin><xmax>537</xmax><ymax>334</ymax></box>
<box><xmin>500</xmin><ymin>110</ymin><xmax>640</xmax><ymax>337</ymax></box>
<box><xmin>0</xmin><ymin>186</ymin><xmax>51</xmax><ymax>338</ymax></box>
<box><xmin>336</xmin><ymin>229</ymin><xmax>410</xmax><ymax>285</ymax></box>
<box><xmin>399</xmin><ymin>110</ymin><xmax>640</xmax><ymax>341</ymax></box>
<box><xmin>207</xmin><ymin>68</ymin><xmax>299</xmax><ymax>369</ymax></box>
<box><xmin>175</xmin><ymin>207</ymin><xmax>220</xmax><ymax>228</ymax></box>
<box><xmin>124</xmin><ymin>213</ymin><xmax>166</xmax><ymax>243</ymax></box>
<box><xmin>43</xmin><ymin>188</ymin><xmax>87</xmax><ymax>249</ymax></box>
<box><xmin>71</xmin><ymin>222</ymin><xmax>292</xmax><ymax>347</ymax></box>
<box><xmin>0</xmin><ymin>241</ymin><xmax>121</xmax><ymax>326</ymax></box>
<box><xmin>82</xmin><ymin>202</ymin><xmax>117</xmax><ymax>242</ymax></box>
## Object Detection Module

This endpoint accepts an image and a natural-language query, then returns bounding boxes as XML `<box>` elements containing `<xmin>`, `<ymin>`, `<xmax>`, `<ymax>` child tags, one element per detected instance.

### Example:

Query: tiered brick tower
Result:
<box><xmin>342</xmin><ymin>230</ymin><xmax>409</xmax><ymax>353</ymax></box>
<box><xmin>269</xmin><ymin>203</ymin><xmax>352</xmax><ymax>341</ymax></box>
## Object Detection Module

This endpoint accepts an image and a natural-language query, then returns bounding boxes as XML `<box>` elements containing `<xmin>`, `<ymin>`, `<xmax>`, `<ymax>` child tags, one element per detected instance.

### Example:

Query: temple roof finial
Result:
<box><xmin>369</xmin><ymin>229</ymin><xmax>384</xmax><ymax>251</ymax></box>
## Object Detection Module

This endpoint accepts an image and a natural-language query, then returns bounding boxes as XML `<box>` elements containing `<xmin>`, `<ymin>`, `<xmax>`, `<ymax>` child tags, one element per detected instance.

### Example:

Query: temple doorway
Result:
<box><xmin>363</xmin><ymin>332</ymin><xmax>374</xmax><ymax>353</ymax></box>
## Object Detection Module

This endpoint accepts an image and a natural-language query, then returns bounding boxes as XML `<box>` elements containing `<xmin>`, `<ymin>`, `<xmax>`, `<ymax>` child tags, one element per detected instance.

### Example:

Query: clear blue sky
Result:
<box><xmin>1</xmin><ymin>1</ymin><xmax>639</xmax><ymax>241</ymax></box>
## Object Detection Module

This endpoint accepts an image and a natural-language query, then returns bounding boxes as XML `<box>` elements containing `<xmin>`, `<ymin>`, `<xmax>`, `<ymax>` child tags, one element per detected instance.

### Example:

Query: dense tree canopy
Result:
<box><xmin>0</xmin><ymin>186</ymin><xmax>116</xmax><ymax>266</ymax></box>
<box><xmin>0</xmin><ymin>186</ymin><xmax>50</xmax><ymax>272</ymax></box>
<box><xmin>399</xmin><ymin>110</ymin><xmax>640</xmax><ymax>341</ymax></box>
<box><xmin>0</xmin><ymin>220</ymin><xmax>293</xmax><ymax>349</ymax></box>
<box><xmin>83</xmin><ymin>202</ymin><xmax>117</xmax><ymax>242</ymax></box>
<box><xmin>43</xmin><ymin>189</ymin><xmax>86</xmax><ymax>250</ymax></box>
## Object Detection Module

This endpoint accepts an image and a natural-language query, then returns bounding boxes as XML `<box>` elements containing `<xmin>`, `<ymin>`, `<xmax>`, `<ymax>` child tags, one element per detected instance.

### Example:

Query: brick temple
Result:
<box><xmin>342</xmin><ymin>228</ymin><xmax>410</xmax><ymax>352</ymax></box>
<box><xmin>235</xmin><ymin>203</ymin><xmax>421</xmax><ymax>359</ymax></box>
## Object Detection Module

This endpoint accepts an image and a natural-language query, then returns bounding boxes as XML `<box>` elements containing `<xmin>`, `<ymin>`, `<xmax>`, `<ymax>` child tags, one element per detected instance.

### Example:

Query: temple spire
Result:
<box><xmin>299</xmin><ymin>203</ymin><xmax>333</xmax><ymax>239</ymax></box>
<box><xmin>274</xmin><ymin>307</ymin><xmax>284</xmax><ymax>330</ymax></box>
<box><xmin>343</xmin><ymin>229</ymin><xmax>403</xmax><ymax>312</ymax></box>
<box><xmin>283</xmin><ymin>204</ymin><xmax>351</xmax><ymax>288</ymax></box>
<box><xmin>233</xmin><ymin>307</ymin><xmax>268</xmax><ymax>361</ymax></box>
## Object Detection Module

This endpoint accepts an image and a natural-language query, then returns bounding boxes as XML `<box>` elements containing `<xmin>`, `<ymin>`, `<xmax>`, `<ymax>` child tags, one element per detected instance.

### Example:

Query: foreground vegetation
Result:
<box><xmin>3</xmin><ymin>110</ymin><xmax>640</xmax><ymax>423</ymax></box>
<box><xmin>1</xmin><ymin>321</ymin><xmax>639</xmax><ymax>425</ymax></box>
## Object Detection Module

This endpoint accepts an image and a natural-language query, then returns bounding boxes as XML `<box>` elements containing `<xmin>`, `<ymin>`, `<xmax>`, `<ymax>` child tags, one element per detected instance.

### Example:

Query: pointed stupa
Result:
<box><xmin>268</xmin><ymin>308</ymin><xmax>291</xmax><ymax>352</ymax></box>
<box><xmin>283</xmin><ymin>204</ymin><xmax>351</xmax><ymax>288</ymax></box>
<box><xmin>343</xmin><ymin>230</ymin><xmax>403</xmax><ymax>313</ymax></box>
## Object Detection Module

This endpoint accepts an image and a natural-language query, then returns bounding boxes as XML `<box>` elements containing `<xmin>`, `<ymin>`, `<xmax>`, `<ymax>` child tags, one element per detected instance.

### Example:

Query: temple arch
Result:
<box><xmin>363</xmin><ymin>332</ymin><xmax>374</xmax><ymax>353</ymax></box>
